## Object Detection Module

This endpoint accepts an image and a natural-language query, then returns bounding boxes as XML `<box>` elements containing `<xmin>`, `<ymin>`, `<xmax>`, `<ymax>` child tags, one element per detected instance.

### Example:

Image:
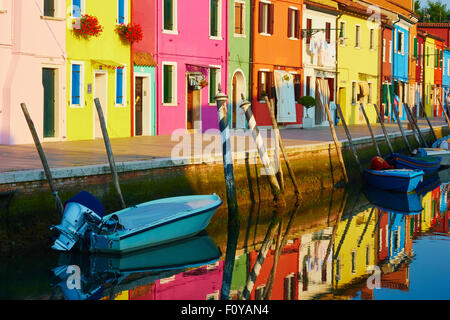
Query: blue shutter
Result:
<box><xmin>118</xmin><ymin>0</ymin><xmax>125</xmax><ymax>24</ymax></box>
<box><xmin>116</xmin><ymin>68</ymin><xmax>124</xmax><ymax>104</ymax></box>
<box><xmin>72</xmin><ymin>64</ymin><xmax>81</xmax><ymax>105</ymax></box>
<box><xmin>73</xmin><ymin>0</ymin><xmax>81</xmax><ymax>18</ymax></box>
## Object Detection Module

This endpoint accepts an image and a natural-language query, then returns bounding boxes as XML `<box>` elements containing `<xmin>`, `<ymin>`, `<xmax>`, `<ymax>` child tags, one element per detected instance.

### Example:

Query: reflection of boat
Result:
<box><xmin>363</xmin><ymin>185</ymin><xmax>423</xmax><ymax>215</ymax></box>
<box><xmin>363</xmin><ymin>169</ymin><xmax>424</xmax><ymax>193</ymax></box>
<box><xmin>437</xmin><ymin>167</ymin><xmax>450</xmax><ymax>184</ymax></box>
<box><xmin>386</xmin><ymin>153</ymin><xmax>441</xmax><ymax>174</ymax></box>
<box><xmin>51</xmin><ymin>191</ymin><xmax>222</xmax><ymax>254</ymax></box>
<box><xmin>51</xmin><ymin>233</ymin><xmax>222</xmax><ymax>300</ymax></box>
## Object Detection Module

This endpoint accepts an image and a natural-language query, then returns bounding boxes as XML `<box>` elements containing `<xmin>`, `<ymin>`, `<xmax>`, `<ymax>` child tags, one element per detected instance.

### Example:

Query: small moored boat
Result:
<box><xmin>386</xmin><ymin>153</ymin><xmax>441</xmax><ymax>174</ymax></box>
<box><xmin>51</xmin><ymin>191</ymin><xmax>223</xmax><ymax>254</ymax></box>
<box><xmin>414</xmin><ymin>148</ymin><xmax>450</xmax><ymax>166</ymax></box>
<box><xmin>364</xmin><ymin>169</ymin><xmax>424</xmax><ymax>193</ymax></box>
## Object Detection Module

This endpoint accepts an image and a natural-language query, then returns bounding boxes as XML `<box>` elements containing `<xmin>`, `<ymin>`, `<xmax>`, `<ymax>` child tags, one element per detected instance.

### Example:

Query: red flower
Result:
<box><xmin>73</xmin><ymin>14</ymin><xmax>103</xmax><ymax>38</ymax></box>
<box><xmin>115</xmin><ymin>23</ymin><xmax>143</xmax><ymax>43</ymax></box>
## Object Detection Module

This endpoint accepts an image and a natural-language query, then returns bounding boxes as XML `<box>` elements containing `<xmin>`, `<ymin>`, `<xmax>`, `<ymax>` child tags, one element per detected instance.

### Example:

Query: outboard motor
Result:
<box><xmin>50</xmin><ymin>191</ymin><xmax>105</xmax><ymax>252</ymax></box>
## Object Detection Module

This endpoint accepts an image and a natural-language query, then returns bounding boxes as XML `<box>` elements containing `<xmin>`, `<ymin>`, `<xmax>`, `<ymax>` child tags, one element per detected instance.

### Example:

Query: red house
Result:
<box><xmin>417</xmin><ymin>22</ymin><xmax>450</xmax><ymax>48</ymax></box>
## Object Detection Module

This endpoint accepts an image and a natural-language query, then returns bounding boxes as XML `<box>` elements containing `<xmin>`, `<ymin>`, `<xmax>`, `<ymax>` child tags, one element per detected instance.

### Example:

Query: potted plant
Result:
<box><xmin>298</xmin><ymin>96</ymin><xmax>316</xmax><ymax>128</ymax></box>
<box><xmin>73</xmin><ymin>14</ymin><xmax>103</xmax><ymax>38</ymax></box>
<box><xmin>115</xmin><ymin>23</ymin><xmax>144</xmax><ymax>43</ymax></box>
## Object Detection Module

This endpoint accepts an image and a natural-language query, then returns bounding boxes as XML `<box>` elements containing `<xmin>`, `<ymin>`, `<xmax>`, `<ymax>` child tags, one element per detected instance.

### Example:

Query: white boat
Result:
<box><xmin>414</xmin><ymin>148</ymin><xmax>450</xmax><ymax>166</ymax></box>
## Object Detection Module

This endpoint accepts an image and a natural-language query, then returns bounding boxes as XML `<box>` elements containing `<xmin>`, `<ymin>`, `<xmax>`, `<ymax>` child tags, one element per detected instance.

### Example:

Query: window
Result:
<box><xmin>414</xmin><ymin>37</ymin><xmax>418</xmax><ymax>59</ymax></box>
<box><xmin>325</xmin><ymin>22</ymin><xmax>331</xmax><ymax>44</ymax></box>
<box><xmin>234</xmin><ymin>1</ymin><xmax>244</xmax><ymax>35</ymax></box>
<box><xmin>43</xmin><ymin>0</ymin><xmax>55</xmax><ymax>17</ymax></box>
<box><xmin>72</xmin><ymin>0</ymin><xmax>83</xmax><ymax>18</ymax></box>
<box><xmin>368</xmin><ymin>82</ymin><xmax>373</xmax><ymax>104</ymax></box>
<box><xmin>283</xmin><ymin>274</ymin><xmax>296</xmax><ymax>300</ymax></box>
<box><xmin>288</xmin><ymin>8</ymin><xmax>300</xmax><ymax>39</ymax></box>
<box><xmin>369</xmin><ymin>29</ymin><xmax>375</xmax><ymax>50</ymax></box>
<box><xmin>397</xmin><ymin>31</ymin><xmax>404</xmax><ymax>54</ymax></box>
<box><xmin>382</xmin><ymin>39</ymin><xmax>386</xmax><ymax>62</ymax></box>
<box><xmin>306</xmin><ymin>19</ymin><xmax>312</xmax><ymax>44</ymax></box>
<box><xmin>389</xmin><ymin>40</ymin><xmax>392</xmax><ymax>63</ymax></box>
<box><xmin>163</xmin><ymin>0</ymin><xmax>176</xmax><ymax>32</ymax></box>
<box><xmin>355</xmin><ymin>25</ymin><xmax>361</xmax><ymax>48</ymax></box>
<box><xmin>366</xmin><ymin>245</ymin><xmax>370</xmax><ymax>266</ymax></box>
<box><xmin>117</xmin><ymin>0</ymin><xmax>127</xmax><ymax>24</ymax></box>
<box><xmin>339</xmin><ymin>21</ymin><xmax>346</xmax><ymax>46</ymax></box>
<box><xmin>435</xmin><ymin>49</ymin><xmax>438</xmax><ymax>68</ymax></box>
<box><xmin>210</xmin><ymin>0</ymin><xmax>221</xmax><ymax>38</ymax></box>
<box><xmin>427</xmin><ymin>46</ymin><xmax>430</xmax><ymax>67</ymax></box>
<box><xmin>71</xmin><ymin>63</ymin><xmax>83</xmax><ymax>107</ymax></box>
<box><xmin>306</xmin><ymin>76</ymin><xmax>311</xmax><ymax>96</ymax></box>
<box><xmin>116</xmin><ymin>68</ymin><xmax>126</xmax><ymax>105</ymax></box>
<box><xmin>209</xmin><ymin>67</ymin><xmax>220</xmax><ymax>104</ymax></box>
<box><xmin>163</xmin><ymin>63</ymin><xmax>176</xmax><ymax>105</ymax></box>
<box><xmin>294</xmin><ymin>74</ymin><xmax>302</xmax><ymax>101</ymax></box>
<box><xmin>258</xmin><ymin>70</ymin><xmax>273</xmax><ymax>101</ymax></box>
<box><xmin>351</xmin><ymin>81</ymin><xmax>357</xmax><ymax>105</ymax></box>
<box><xmin>351</xmin><ymin>250</ymin><xmax>357</xmax><ymax>274</ymax></box>
<box><xmin>259</xmin><ymin>1</ymin><xmax>274</xmax><ymax>35</ymax></box>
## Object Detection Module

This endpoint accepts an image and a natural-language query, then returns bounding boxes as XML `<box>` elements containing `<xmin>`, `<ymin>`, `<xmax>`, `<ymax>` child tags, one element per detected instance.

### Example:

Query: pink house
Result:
<box><xmin>147</xmin><ymin>0</ymin><xmax>229</xmax><ymax>135</ymax></box>
<box><xmin>0</xmin><ymin>0</ymin><xmax>66</xmax><ymax>145</ymax></box>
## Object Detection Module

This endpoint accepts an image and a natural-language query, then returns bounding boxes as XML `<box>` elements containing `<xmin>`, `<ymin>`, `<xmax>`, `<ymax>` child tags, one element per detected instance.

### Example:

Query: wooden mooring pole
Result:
<box><xmin>336</xmin><ymin>104</ymin><xmax>363</xmax><ymax>173</ymax></box>
<box><xmin>392</xmin><ymin>102</ymin><xmax>413</xmax><ymax>154</ymax></box>
<box><xmin>402</xmin><ymin>103</ymin><xmax>421</xmax><ymax>146</ymax></box>
<box><xmin>404</xmin><ymin>104</ymin><xmax>428</xmax><ymax>148</ymax></box>
<box><xmin>419</xmin><ymin>102</ymin><xmax>438</xmax><ymax>142</ymax></box>
<box><xmin>360</xmin><ymin>103</ymin><xmax>381</xmax><ymax>157</ymax></box>
<box><xmin>20</xmin><ymin>103</ymin><xmax>64</xmax><ymax>215</ymax></box>
<box><xmin>240</xmin><ymin>99</ymin><xmax>285</xmax><ymax>208</ymax></box>
<box><xmin>373</xmin><ymin>104</ymin><xmax>394</xmax><ymax>154</ymax></box>
<box><xmin>94</xmin><ymin>98</ymin><xmax>126</xmax><ymax>209</ymax></box>
<box><xmin>214</xmin><ymin>87</ymin><xmax>240</xmax><ymax>300</ymax></box>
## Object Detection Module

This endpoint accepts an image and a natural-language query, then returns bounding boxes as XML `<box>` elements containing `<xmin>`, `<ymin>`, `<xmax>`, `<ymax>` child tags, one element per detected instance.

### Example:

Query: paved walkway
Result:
<box><xmin>0</xmin><ymin>118</ymin><xmax>446</xmax><ymax>175</ymax></box>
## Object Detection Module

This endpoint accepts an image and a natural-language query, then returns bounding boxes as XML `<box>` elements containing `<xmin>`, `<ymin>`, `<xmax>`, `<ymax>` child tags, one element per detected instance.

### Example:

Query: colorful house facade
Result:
<box><xmin>0</xmin><ymin>0</ymin><xmax>67</xmax><ymax>145</ymax></box>
<box><xmin>302</xmin><ymin>0</ymin><xmax>339</xmax><ymax>128</ymax></box>
<box><xmin>423</xmin><ymin>34</ymin><xmax>436</xmax><ymax>117</ymax></box>
<box><xmin>228</xmin><ymin>0</ymin><xmax>251</xmax><ymax>129</ymax></box>
<box><xmin>66</xmin><ymin>0</ymin><xmax>132</xmax><ymax>141</ymax></box>
<box><xmin>335</xmin><ymin>0</ymin><xmax>380</xmax><ymax>126</ymax></box>
<box><xmin>443</xmin><ymin>48</ymin><xmax>450</xmax><ymax>110</ymax></box>
<box><xmin>149</xmin><ymin>0</ymin><xmax>228</xmax><ymax>135</ymax></box>
<box><xmin>251</xmin><ymin>0</ymin><xmax>303</xmax><ymax>128</ymax></box>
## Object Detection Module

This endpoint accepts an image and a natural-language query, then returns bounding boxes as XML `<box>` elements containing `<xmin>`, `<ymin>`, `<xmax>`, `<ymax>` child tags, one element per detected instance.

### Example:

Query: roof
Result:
<box><xmin>304</xmin><ymin>0</ymin><xmax>339</xmax><ymax>13</ymax></box>
<box><xmin>133</xmin><ymin>51</ymin><xmax>157</xmax><ymax>67</ymax></box>
<box><xmin>418</xmin><ymin>22</ymin><xmax>450</xmax><ymax>28</ymax></box>
<box><xmin>335</xmin><ymin>0</ymin><xmax>372</xmax><ymax>17</ymax></box>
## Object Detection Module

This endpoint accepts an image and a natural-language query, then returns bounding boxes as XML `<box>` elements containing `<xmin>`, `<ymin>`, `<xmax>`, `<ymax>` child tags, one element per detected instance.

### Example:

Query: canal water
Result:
<box><xmin>1</xmin><ymin>169</ymin><xmax>450</xmax><ymax>300</ymax></box>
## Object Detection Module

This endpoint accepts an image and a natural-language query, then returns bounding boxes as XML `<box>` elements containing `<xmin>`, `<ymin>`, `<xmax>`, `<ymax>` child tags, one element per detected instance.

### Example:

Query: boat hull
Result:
<box><xmin>415</xmin><ymin>148</ymin><xmax>450</xmax><ymax>166</ymax></box>
<box><xmin>90</xmin><ymin>195</ymin><xmax>222</xmax><ymax>254</ymax></box>
<box><xmin>364</xmin><ymin>169</ymin><xmax>424</xmax><ymax>193</ymax></box>
<box><xmin>387</xmin><ymin>153</ymin><xmax>441</xmax><ymax>174</ymax></box>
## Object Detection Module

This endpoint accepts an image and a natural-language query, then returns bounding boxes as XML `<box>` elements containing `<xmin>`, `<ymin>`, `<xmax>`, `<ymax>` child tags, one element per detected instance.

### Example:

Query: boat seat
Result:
<box><xmin>116</xmin><ymin>199</ymin><xmax>217</xmax><ymax>230</ymax></box>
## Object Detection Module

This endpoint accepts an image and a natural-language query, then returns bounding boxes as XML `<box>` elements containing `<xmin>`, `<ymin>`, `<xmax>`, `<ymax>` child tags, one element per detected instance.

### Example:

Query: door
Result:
<box><xmin>232</xmin><ymin>75</ymin><xmax>237</xmax><ymax>128</ymax></box>
<box><xmin>42</xmin><ymin>68</ymin><xmax>56</xmax><ymax>138</ymax></box>
<box><xmin>94</xmin><ymin>72</ymin><xmax>107</xmax><ymax>139</ymax></box>
<box><xmin>231</xmin><ymin>71</ymin><xmax>247</xmax><ymax>129</ymax></box>
<box><xmin>135</xmin><ymin>76</ymin><xmax>143</xmax><ymax>136</ymax></box>
<box><xmin>186</xmin><ymin>80</ymin><xmax>201</xmax><ymax>131</ymax></box>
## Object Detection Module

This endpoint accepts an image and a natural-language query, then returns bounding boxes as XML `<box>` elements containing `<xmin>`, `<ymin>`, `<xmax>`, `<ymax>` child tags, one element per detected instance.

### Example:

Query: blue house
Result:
<box><xmin>392</xmin><ymin>21</ymin><xmax>411</xmax><ymax>121</ymax></box>
<box><xmin>443</xmin><ymin>49</ymin><xmax>450</xmax><ymax>111</ymax></box>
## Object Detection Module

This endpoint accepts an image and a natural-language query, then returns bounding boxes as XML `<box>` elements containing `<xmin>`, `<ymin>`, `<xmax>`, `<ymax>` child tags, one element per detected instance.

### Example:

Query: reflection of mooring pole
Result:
<box><xmin>240</xmin><ymin>99</ymin><xmax>285</xmax><ymax>207</ymax></box>
<box><xmin>20</xmin><ymin>103</ymin><xmax>64</xmax><ymax>215</ymax></box>
<box><xmin>264</xmin><ymin>96</ymin><xmax>301</xmax><ymax>202</ymax></box>
<box><xmin>94</xmin><ymin>98</ymin><xmax>126</xmax><ymax>209</ymax></box>
<box><xmin>214</xmin><ymin>87</ymin><xmax>240</xmax><ymax>300</ymax></box>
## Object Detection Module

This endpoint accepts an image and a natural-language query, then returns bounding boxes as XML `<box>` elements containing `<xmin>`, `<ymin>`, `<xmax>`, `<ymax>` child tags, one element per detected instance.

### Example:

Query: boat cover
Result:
<box><xmin>65</xmin><ymin>191</ymin><xmax>105</xmax><ymax>217</ymax></box>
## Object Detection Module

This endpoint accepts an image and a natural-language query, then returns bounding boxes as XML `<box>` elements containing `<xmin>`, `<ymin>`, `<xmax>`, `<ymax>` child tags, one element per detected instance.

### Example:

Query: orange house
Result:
<box><xmin>251</xmin><ymin>0</ymin><xmax>304</xmax><ymax>127</ymax></box>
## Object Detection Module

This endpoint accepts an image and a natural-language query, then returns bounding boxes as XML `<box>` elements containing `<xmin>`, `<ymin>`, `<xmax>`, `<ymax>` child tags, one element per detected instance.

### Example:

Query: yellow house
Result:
<box><xmin>332</xmin><ymin>208</ymin><xmax>377</xmax><ymax>291</ymax></box>
<box><xmin>66</xmin><ymin>0</ymin><xmax>131</xmax><ymax>141</ymax></box>
<box><xmin>336</xmin><ymin>0</ymin><xmax>380</xmax><ymax>125</ymax></box>
<box><xmin>424</xmin><ymin>36</ymin><xmax>435</xmax><ymax>117</ymax></box>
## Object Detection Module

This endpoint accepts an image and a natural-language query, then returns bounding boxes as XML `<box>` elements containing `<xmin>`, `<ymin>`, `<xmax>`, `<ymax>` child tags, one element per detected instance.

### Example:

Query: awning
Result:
<box><xmin>359</xmin><ymin>82</ymin><xmax>370</xmax><ymax>97</ymax></box>
<box><xmin>91</xmin><ymin>59</ymin><xmax>125</xmax><ymax>69</ymax></box>
<box><xmin>134</xmin><ymin>52</ymin><xmax>157</xmax><ymax>67</ymax></box>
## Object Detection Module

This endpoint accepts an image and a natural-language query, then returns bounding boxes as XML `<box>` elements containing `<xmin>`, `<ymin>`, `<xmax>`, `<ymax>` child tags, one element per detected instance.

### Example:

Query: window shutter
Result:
<box><xmin>118</xmin><ymin>0</ymin><xmax>125</xmax><ymax>24</ymax></box>
<box><xmin>306</xmin><ymin>19</ymin><xmax>312</xmax><ymax>44</ymax></box>
<box><xmin>267</xmin><ymin>72</ymin><xmax>273</xmax><ymax>98</ymax></box>
<box><xmin>326</xmin><ymin>22</ymin><xmax>331</xmax><ymax>44</ymax></box>
<box><xmin>73</xmin><ymin>0</ymin><xmax>81</xmax><ymax>17</ymax></box>
<box><xmin>295</xmin><ymin>10</ymin><xmax>300</xmax><ymax>39</ymax></box>
<box><xmin>287</xmin><ymin>8</ymin><xmax>292</xmax><ymax>38</ymax></box>
<box><xmin>210</xmin><ymin>68</ymin><xmax>217</xmax><ymax>103</ymax></box>
<box><xmin>71</xmin><ymin>64</ymin><xmax>80</xmax><ymax>105</ymax></box>
<box><xmin>414</xmin><ymin>37</ymin><xmax>418</xmax><ymax>58</ymax></box>
<box><xmin>44</xmin><ymin>0</ymin><xmax>55</xmax><ymax>17</ymax></box>
<box><xmin>257</xmin><ymin>71</ymin><xmax>263</xmax><ymax>100</ymax></box>
<box><xmin>258</xmin><ymin>3</ymin><xmax>264</xmax><ymax>33</ymax></box>
<box><xmin>268</xmin><ymin>3</ymin><xmax>274</xmax><ymax>35</ymax></box>
<box><xmin>163</xmin><ymin>65</ymin><xmax>173</xmax><ymax>103</ymax></box>
<box><xmin>294</xmin><ymin>74</ymin><xmax>301</xmax><ymax>100</ymax></box>
<box><xmin>116</xmin><ymin>68</ymin><xmax>124</xmax><ymax>104</ymax></box>
<box><xmin>164</xmin><ymin>0</ymin><xmax>174</xmax><ymax>30</ymax></box>
<box><xmin>210</xmin><ymin>0</ymin><xmax>218</xmax><ymax>37</ymax></box>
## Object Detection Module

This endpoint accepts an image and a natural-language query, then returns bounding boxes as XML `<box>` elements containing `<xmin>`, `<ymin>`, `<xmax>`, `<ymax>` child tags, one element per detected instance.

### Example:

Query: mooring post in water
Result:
<box><xmin>360</xmin><ymin>103</ymin><xmax>381</xmax><ymax>157</ymax></box>
<box><xmin>438</xmin><ymin>97</ymin><xmax>450</xmax><ymax>130</ymax></box>
<box><xmin>20</xmin><ymin>103</ymin><xmax>64</xmax><ymax>215</ymax></box>
<box><xmin>403</xmin><ymin>103</ymin><xmax>421</xmax><ymax>146</ymax></box>
<box><xmin>240</xmin><ymin>99</ymin><xmax>285</xmax><ymax>207</ymax></box>
<box><xmin>405</xmin><ymin>104</ymin><xmax>428</xmax><ymax>148</ymax></box>
<box><xmin>263</xmin><ymin>96</ymin><xmax>301</xmax><ymax>202</ymax></box>
<box><xmin>263</xmin><ymin>96</ymin><xmax>284</xmax><ymax>192</ymax></box>
<box><xmin>419</xmin><ymin>102</ymin><xmax>438</xmax><ymax>142</ymax></box>
<box><xmin>392</xmin><ymin>102</ymin><xmax>412</xmax><ymax>154</ymax></box>
<box><xmin>323</xmin><ymin>102</ymin><xmax>349</xmax><ymax>183</ymax></box>
<box><xmin>94</xmin><ymin>98</ymin><xmax>126</xmax><ymax>209</ymax></box>
<box><xmin>214</xmin><ymin>86</ymin><xmax>240</xmax><ymax>300</ymax></box>
<box><xmin>373</xmin><ymin>104</ymin><xmax>394</xmax><ymax>154</ymax></box>
<box><xmin>336</xmin><ymin>104</ymin><xmax>362</xmax><ymax>173</ymax></box>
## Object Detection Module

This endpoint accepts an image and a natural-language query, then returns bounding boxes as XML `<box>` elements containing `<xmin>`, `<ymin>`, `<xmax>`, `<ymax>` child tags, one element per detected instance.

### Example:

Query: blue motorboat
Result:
<box><xmin>363</xmin><ymin>185</ymin><xmax>423</xmax><ymax>215</ymax></box>
<box><xmin>50</xmin><ymin>191</ymin><xmax>223</xmax><ymax>254</ymax></box>
<box><xmin>364</xmin><ymin>169</ymin><xmax>424</xmax><ymax>193</ymax></box>
<box><xmin>386</xmin><ymin>153</ymin><xmax>441</xmax><ymax>174</ymax></box>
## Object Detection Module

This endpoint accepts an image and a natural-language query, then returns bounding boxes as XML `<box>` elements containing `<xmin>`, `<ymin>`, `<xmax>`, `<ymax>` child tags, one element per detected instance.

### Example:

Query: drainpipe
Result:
<box><xmin>249</xmin><ymin>1</ymin><xmax>254</xmax><ymax>106</ymax></box>
<box><xmin>335</xmin><ymin>11</ymin><xmax>342</xmax><ymax>125</ymax></box>
<box><xmin>379</xmin><ymin>23</ymin><xmax>385</xmax><ymax>121</ymax></box>
<box><xmin>130</xmin><ymin>0</ymin><xmax>135</xmax><ymax>137</ymax></box>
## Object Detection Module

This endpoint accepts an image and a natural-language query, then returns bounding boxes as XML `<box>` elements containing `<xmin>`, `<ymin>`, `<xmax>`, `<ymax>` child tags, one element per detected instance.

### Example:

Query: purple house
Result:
<box><xmin>147</xmin><ymin>0</ymin><xmax>229</xmax><ymax>135</ymax></box>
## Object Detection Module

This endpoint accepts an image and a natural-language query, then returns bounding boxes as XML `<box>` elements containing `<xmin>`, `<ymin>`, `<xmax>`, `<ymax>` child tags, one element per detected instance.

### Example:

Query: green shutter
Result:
<box><xmin>414</xmin><ymin>37</ymin><xmax>418</xmax><ymax>58</ymax></box>
<box><xmin>163</xmin><ymin>65</ymin><xmax>173</xmax><ymax>103</ymax></box>
<box><xmin>210</xmin><ymin>0</ymin><xmax>218</xmax><ymax>37</ymax></box>
<box><xmin>209</xmin><ymin>68</ymin><xmax>217</xmax><ymax>103</ymax></box>
<box><xmin>164</xmin><ymin>0</ymin><xmax>173</xmax><ymax>30</ymax></box>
